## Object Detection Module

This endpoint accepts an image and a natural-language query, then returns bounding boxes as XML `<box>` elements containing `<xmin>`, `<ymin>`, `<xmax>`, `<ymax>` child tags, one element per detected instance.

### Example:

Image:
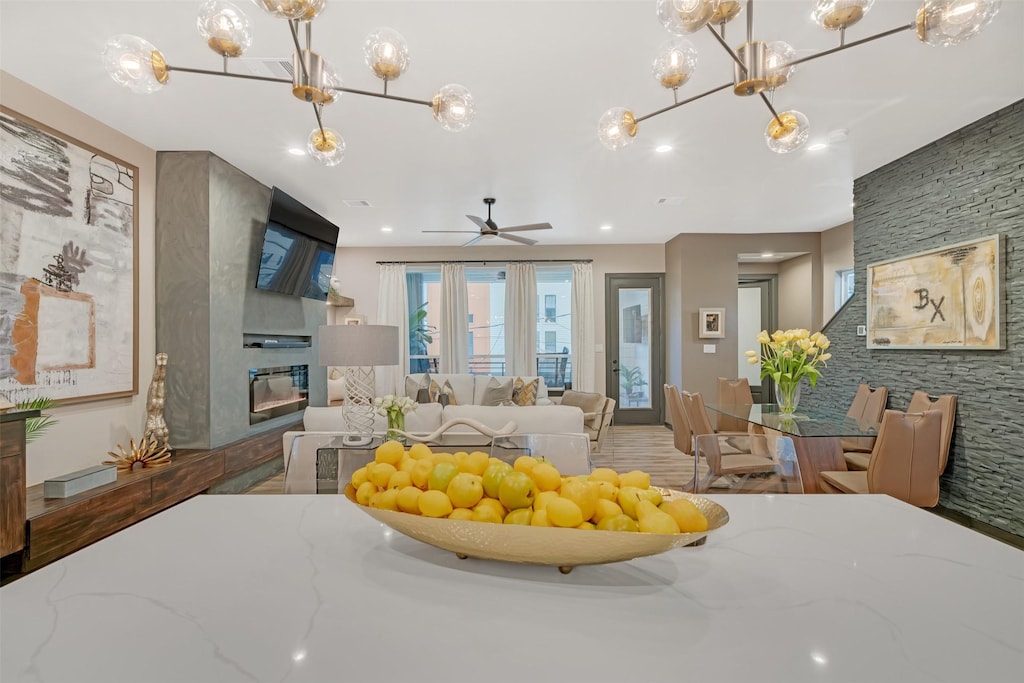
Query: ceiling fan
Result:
<box><xmin>423</xmin><ymin>197</ymin><xmax>553</xmax><ymax>246</ymax></box>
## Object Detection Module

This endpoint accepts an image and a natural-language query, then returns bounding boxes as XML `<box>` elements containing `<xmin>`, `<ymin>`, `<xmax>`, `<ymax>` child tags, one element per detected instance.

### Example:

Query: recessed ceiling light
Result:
<box><xmin>807</xmin><ymin>142</ymin><xmax>828</xmax><ymax>152</ymax></box>
<box><xmin>655</xmin><ymin>144</ymin><xmax>673</xmax><ymax>153</ymax></box>
<box><xmin>381</xmin><ymin>226</ymin><xmax>393</xmax><ymax>233</ymax></box>
<box><xmin>600</xmin><ymin>225</ymin><xmax>613</xmax><ymax>231</ymax></box>
<box><xmin>287</xmin><ymin>147</ymin><xmax>305</xmax><ymax>156</ymax></box>
<box><xmin>762</xmin><ymin>253</ymin><xmax>775</xmax><ymax>258</ymax></box>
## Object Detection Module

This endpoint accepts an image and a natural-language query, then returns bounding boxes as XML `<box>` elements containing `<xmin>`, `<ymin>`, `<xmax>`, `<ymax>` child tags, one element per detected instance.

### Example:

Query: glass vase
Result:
<box><xmin>774</xmin><ymin>380</ymin><xmax>802</xmax><ymax>417</ymax></box>
<box><xmin>386</xmin><ymin>410</ymin><xmax>406</xmax><ymax>444</ymax></box>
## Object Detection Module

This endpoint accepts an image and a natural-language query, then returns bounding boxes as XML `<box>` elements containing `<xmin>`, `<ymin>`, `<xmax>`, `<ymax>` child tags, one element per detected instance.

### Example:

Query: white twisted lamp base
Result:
<box><xmin>343</xmin><ymin>366</ymin><xmax>376</xmax><ymax>446</ymax></box>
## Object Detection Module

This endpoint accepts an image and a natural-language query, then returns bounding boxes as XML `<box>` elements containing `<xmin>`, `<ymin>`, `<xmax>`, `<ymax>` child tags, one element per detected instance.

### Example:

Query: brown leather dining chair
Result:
<box><xmin>664</xmin><ymin>384</ymin><xmax>693</xmax><ymax>456</ymax></box>
<box><xmin>840</xmin><ymin>384</ymin><xmax>888</xmax><ymax>465</ymax></box>
<box><xmin>820</xmin><ymin>409</ymin><xmax>944</xmax><ymax>507</ymax></box>
<box><xmin>716</xmin><ymin>377</ymin><xmax>754</xmax><ymax>433</ymax></box>
<box><xmin>845</xmin><ymin>390</ymin><xmax>955</xmax><ymax>472</ymax></box>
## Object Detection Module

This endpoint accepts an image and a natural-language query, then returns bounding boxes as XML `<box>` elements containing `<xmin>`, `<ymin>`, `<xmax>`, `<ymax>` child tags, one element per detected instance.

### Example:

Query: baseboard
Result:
<box><xmin>930</xmin><ymin>505</ymin><xmax>1023</xmax><ymax>550</ymax></box>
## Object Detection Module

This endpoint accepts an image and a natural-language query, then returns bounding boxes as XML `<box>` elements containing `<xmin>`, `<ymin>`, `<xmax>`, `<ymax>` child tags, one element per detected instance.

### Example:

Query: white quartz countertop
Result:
<box><xmin>2</xmin><ymin>494</ymin><xmax>1021</xmax><ymax>683</ymax></box>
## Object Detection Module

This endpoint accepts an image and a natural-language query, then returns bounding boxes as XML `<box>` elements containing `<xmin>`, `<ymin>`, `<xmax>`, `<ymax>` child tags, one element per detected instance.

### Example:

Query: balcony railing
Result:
<box><xmin>409</xmin><ymin>353</ymin><xmax>572</xmax><ymax>388</ymax></box>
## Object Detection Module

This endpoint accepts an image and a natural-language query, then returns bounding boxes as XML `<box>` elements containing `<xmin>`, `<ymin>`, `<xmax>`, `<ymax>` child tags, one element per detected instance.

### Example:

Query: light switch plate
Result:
<box><xmin>703</xmin><ymin>344</ymin><xmax>716</xmax><ymax>354</ymax></box>
<box><xmin>856</xmin><ymin>325</ymin><xmax>867</xmax><ymax>336</ymax></box>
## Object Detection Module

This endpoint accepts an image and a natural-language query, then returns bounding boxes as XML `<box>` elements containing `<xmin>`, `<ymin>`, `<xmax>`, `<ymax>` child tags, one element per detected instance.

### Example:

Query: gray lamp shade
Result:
<box><xmin>318</xmin><ymin>324</ymin><xmax>400</xmax><ymax>367</ymax></box>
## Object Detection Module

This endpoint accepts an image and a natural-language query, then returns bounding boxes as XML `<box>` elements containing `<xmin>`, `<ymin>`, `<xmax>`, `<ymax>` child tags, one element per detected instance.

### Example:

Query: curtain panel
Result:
<box><xmin>571</xmin><ymin>262</ymin><xmax>596</xmax><ymax>392</ymax></box>
<box><xmin>504</xmin><ymin>262</ymin><xmax>537</xmax><ymax>377</ymax></box>
<box><xmin>376</xmin><ymin>263</ymin><xmax>408</xmax><ymax>395</ymax></box>
<box><xmin>439</xmin><ymin>263</ymin><xmax>469</xmax><ymax>373</ymax></box>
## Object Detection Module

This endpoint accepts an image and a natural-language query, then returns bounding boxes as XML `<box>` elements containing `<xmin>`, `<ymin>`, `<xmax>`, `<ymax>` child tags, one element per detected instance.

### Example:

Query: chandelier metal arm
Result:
<box><xmin>746</xmin><ymin>0</ymin><xmax>754</xmax><ymax>44</ymax></box>
<box><xmin>706</xmin><ymin>23</ymin><xmax>747</xmax><ymax>75</ymax></box>
<box><xmin>165</xmin><ymin>65</ymin><xmax>292</xmax><ymax>85</ymax></box>
<box><xmin>328</xmin><ymin>86</ymin><xmax>432</xmax><ymax>107</ymax></box>
<box><xmin>779</xmin><ymin>22</ymin><xmax>916</xmax><ymax>71</ymax></box>
<box><xmin>759</xmin><ymin>93</ymin><xmax>783</xmax><ymax>127</ymax></box>
<box><xmin>634</xmin><ymin>81</ymin><xmax>733</xmax><ymax>124</ymax></box>
<box><xmin>287</xmin><ymin>19</ymin><xmax>312</xmax><ymax>86</ymax></box>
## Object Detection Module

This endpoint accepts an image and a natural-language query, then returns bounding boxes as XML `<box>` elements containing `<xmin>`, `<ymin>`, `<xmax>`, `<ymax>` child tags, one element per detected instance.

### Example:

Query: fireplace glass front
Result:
<box><xmin>249</xmin><ymin>365</ymin><xmax>309</xmax><ymax>425</ymax></box>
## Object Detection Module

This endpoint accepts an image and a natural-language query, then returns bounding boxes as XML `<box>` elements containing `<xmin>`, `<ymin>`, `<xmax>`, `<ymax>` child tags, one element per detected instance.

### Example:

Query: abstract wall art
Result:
<box><xmin>866</xmin><ymin>234</ymin><xmax>1002</xmax><ymax>350</ymax></box>
<box><xmin>0</xmin><ymin>107</ymin><xmax>138</xmax><ymax>404</ymax></box>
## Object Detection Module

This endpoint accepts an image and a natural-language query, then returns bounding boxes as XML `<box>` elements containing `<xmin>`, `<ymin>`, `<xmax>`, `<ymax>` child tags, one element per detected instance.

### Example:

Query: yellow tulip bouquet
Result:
<box><xmin>745</xmin><ymin>328</ymin><xmax>832</xmax><ymax>415</ymax></box>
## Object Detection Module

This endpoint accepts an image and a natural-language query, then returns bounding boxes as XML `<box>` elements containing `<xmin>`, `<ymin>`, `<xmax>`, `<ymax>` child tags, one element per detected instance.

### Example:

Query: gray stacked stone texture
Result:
<box><xmin>802</xmin><ymin>100</ymin><xmax>1023</xmax><ymax>537</ymax></box>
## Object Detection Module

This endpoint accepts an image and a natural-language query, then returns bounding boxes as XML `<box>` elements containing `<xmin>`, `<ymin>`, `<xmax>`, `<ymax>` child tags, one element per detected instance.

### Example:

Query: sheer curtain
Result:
<box><xmin>376</xmin><ymin>263</ymin><xmax>408</xmax><ymax>395</ymax></box>
<box><xmin>504</xmin><ymin>262</ymin><xmax>536</xmax><ymax>377</ymax></box>
<box><xmin>439</xmin><ymin>263</ymin><xmax>468</xmax><ymax>373</ymax></box>
<box><xmin>571</xmin><ymin>262</ymin><xmax>596</xmax><ymax>392</ymax></box>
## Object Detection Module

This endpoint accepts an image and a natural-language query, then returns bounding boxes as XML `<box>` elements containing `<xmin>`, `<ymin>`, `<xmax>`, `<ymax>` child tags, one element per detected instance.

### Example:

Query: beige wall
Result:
<box><xmin>820</xmin><ymin>221</ymin><xmax>854</xmax><ymax>326</ymax></box>
<box><xmin>664</xmin><ymin>232</ymin><xmax>822</xmax><ymax>401</ymax></box>
<box><xmin>778</xmin><ymin>253</ymin><xmax>814</xmax><ymax>331</ymax></box>
<box><xmin>1</xmin><ymin>72</ymin><xmax>157</xmax><ymax>486</ymax></box>
<box><xmin>331</xmin><ymin>243</ymin><xmax>666</xmax><ymax>395</ymax></box>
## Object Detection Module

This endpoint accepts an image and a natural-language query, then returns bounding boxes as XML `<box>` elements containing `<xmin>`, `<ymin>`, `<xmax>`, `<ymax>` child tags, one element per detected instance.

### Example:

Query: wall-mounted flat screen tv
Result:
<box><xmin>256</xmin><ymin>187</ymin><xmax>339</xmax><ymax>301</ymax></box>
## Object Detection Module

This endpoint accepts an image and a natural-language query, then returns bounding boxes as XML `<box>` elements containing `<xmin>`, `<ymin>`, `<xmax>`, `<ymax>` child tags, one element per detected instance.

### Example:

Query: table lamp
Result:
<box><xmin>319</xmin><ymin>324</ymin><xmax>400</xmax><ymax>447</ymax></box>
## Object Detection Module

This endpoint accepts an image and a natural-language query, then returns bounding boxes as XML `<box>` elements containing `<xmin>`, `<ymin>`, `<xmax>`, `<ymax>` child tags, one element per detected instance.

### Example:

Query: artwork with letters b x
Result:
<box><xmin>867</xmin><ymin>235</ymin><xmax>1002</xmax><ymax>350</ymax></box>
<box><xmin>0</xmin><ymin>108</ymin><xmax>138</xmax><ymax>404</ymax></box>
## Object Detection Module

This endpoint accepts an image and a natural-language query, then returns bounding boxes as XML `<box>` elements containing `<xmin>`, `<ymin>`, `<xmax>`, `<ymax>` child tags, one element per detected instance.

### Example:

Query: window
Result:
<box><xmin>406</xmin><ymin>265</ymin><xmax>573</xmax><ymax>385</ymax></box>
<box><xmin>836</xmin><ymin>268</ymin><xmax>855</xmax><ymax>310</ymax></box>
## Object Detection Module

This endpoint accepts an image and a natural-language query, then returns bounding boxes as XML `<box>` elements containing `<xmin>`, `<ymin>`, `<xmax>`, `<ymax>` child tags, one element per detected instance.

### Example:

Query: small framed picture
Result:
<box><xmin>343</xmin><ymin>315</ymin><xmax>365</xmax><ymax>326</ymax></box>
<box><xmin>699</xmin><ymin>308</ymin><xmax>725</xmax><ymax>339</ymax></box>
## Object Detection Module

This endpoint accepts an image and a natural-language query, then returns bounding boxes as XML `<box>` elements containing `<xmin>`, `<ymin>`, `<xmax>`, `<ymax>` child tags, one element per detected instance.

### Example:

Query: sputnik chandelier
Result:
<box><xmin>598</xmin><ymin>0</ymin><xmax>1002</xmax><ymax>154</ymax></box>
<box><xmin>102</xmin><ymin>0</ymin><xmax>475</xmax><ymax>166</ymax></box>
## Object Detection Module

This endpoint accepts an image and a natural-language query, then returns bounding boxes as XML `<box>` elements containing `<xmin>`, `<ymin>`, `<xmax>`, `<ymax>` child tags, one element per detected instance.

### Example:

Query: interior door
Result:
<box><xmin>737</xmin><ymin>276</ymin><xmax>777</xmax><ymax>403</ymax></box>
<box><xmin>606</xmin><ymin>274</ymin><xmax>664</xmax><ymax>424</ymax></box>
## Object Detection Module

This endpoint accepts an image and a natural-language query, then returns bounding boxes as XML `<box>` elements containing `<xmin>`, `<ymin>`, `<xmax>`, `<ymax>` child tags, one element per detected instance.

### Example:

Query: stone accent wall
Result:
<box><xmin>803</xmin><ymin>100</ymin><xmax>1023</xmax><ymax>537</ymax></box>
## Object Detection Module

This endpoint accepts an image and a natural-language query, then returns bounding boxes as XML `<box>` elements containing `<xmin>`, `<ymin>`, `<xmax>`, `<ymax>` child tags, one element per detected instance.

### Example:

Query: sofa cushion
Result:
<box><xmin>442</xmin><ymin>404</ymin><xmax>584</xmax><ymax>435</ymax></box>
<box><xmin>512</xmin><ymin>377</ymin><xmax>540</xmax><ymax>406</ymax></box>
<box><xmin>327</xmin><ymin>377</ymin><xmax>346</xmax><ymax>404</ymax></box>
<box><xmin>478</xmin><ymin>376</ymin><xmax>515</xmax><ymax>406</ymax></box>
<box><xmin>303</xmin><ymin>403</ymin><xmax>444</xmax><ymax>434</ymax></box>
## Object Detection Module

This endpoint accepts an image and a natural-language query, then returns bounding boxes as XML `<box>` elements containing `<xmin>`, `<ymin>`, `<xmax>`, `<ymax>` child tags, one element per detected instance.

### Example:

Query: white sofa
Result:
<box><xmin>402</xmin><ymin>373</ymin><xmax>554</xmax><ymax>406</ymax></box>
<box><xmin>283</xmin><ymin>402</ymin><xmax>586</xmax><ymax>468</ymax></box>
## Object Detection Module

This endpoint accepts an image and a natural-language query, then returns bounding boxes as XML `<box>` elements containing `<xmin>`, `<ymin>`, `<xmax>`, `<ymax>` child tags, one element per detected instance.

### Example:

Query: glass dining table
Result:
<box><xmin>704</xmin><ymin>402</ymin><xmax>880</xmax><ymax>494</ymax></box>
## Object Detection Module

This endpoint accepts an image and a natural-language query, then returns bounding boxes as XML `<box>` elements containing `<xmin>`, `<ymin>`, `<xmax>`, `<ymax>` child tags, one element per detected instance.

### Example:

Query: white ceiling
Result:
<box><xmin>2</xmin><ymin>1</ymin><xmax>1022</xmax><ymax>247</ymax></box>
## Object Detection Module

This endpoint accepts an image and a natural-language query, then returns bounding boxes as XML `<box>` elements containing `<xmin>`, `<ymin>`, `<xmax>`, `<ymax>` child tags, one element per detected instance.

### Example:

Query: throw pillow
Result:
<box><xmin>406</xmin><ymin>373</ymin><xmax>435</xmax><ymax>402</ymax></box>
<box><xmin>480</xmin><ymin>376</ymin><xmax>515</xmax><ymax>406</ymax></box>
<box><xmin>329</xmin><ymin>367</ymin><xmax>344</xmax><ymax>380</ymax></box>
<box><xmin>560</xmin><ymin>390</ymin><xmax>606</xmax><ymax>429</ymax></box>
<box><xmin>512</xmin><ymin>377</ymin><xmax>540</xmax><ymax>406</ymax></box>
<box><xmin>440</xmin><ymin>379</ymin><xmax>458</xmax><ymax>406</ymax></box>
<box><xmin>327</xmin><ymin>377</ymin><xmax>346</xmax><ymax>404</ymax></box>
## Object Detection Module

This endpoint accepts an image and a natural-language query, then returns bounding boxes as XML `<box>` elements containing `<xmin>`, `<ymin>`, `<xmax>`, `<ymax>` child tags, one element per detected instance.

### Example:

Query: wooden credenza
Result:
<box><xmin>0</xmin><ymin>410</ymin><xmax>37</xmax><ymax>558</ymax></box>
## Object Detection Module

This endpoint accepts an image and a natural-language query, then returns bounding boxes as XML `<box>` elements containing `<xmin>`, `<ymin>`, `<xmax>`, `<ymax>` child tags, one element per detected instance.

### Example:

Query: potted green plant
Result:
<box><xmin>409</xmin><ymin>302</ymin><xmax>437</xmax><ymax>374</ymax></box>
<box><xmin>619</xmin><ymin>366</ymin><xmax>648</xmax><ymax>397</ymax></box>
<box><xmin>16</xmin><ymin>396</ymin><xmax>58</xmax><ymax>442</ymax></box>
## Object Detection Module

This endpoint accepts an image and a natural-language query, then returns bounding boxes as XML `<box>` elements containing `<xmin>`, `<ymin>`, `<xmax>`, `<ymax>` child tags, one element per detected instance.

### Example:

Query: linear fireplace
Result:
<box><xmin>249</xmin><ymin>365</ymin><xmax>309</xmax><ymax>425</ymax></box>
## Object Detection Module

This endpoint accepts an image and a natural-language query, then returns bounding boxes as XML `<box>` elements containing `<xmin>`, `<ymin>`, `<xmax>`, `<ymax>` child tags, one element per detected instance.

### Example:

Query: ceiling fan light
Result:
<box><xmin>102</xmin><ymin>35</ymin><xmax>168</xmax><ymax>94</ymax></box>
<box><xmin>916</xmin><ymin>0</ymin><xmax>1001</xmax><ymax>46</ymax></box>
<box><xmin>657</xmin><ymin>0</ymin><xmax>721</xmax><ymax>35</ymax></box>
<box><xmin>598</xmin><ymin>107</ymin><xmax>638</xmax><ymax>150</ymax></box>
<box><xmin>812</xmin><ymin>1</ymin><xmax>875</xmax><ymax>31</ymax></box>
<box><xmin>364</xmin><ymin>27</ymin><xmax>410</xmax><ymax>81</ymax></box>
<box><xmin>765</xmin><ymin>110</ymin><xmax>810</xmax><ymax>154</ymax></box>
<box><xmin>197</xmin><ymin>1</ymin><xmax>252</xmax><ymax>58</ymax></box>
<box><xmin>432</xmin><ymin>84</ymin><xmax>475</xmax><ymax>132</ymax></box>
<box><xmin>652</xmin><ymin>38</ymin><xmax>698</xmax><ymax>90</ymax></box>
<box><xmin>307</xmin><ymin>127</ymin><xmax>345</xmax><ymax>166</ymax></box>
<box><xmin>765</xmin><ymin>41</ymin><xmax>797</xmax><ymax>89</ymax></box>
<box><xmin>251</xmin><ymin>0</ymin><xmax>325</xmax><ymax>21</ymax></box>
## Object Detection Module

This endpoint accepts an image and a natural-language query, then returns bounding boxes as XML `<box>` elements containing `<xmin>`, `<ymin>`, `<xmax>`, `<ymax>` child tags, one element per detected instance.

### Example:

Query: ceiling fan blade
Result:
<box><xmin>498</xmin><ymin>223</ymin><xmax>553</xmax><ymax>232</ymax></box>
<box><xmin>499</xmin><ymin>233</ymin><xmax>538</xmax><ymax>246</ymax></box>
<box><xmin>422</xmin><ymin>230</ymin><xmax>481</xmax><ymax>234</ymax></box>
<box><xmin>466</xmin><ymin>215</ymin><xmax>490</xmax><ymax>231</ymax></box>
<box><xmin>462</xmin><ymin>235</ymin><xmax>487</xmax><ymax>247</ymax></box>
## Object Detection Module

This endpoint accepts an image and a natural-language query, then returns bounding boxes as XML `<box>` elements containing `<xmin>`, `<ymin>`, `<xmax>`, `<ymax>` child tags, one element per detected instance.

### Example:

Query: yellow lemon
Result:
<box><xmin>473</xmin><ymin>497</ymin><xmax>507</xmax><ymax>520</ymax></box>
<box><xmin>529</xmin><ymin>462</ymin><xmax>563</xmax><ymax>492</ymax></box>
<box><xmin>482</xmin><ymin>461</ymin><xmax>513</xmax><ymax>499</ymax></box>
<box><xmin>559</xmin><ymin>478</ymin><xmax>600</xmax><ymax>521</ymax></box>
<box><xmin>368</xmin><ymin>491</ymin><xmax>383</xmax><ymax>508</ymax></box>
<box><xmin>453</xmin><ymin>451</ymin><xmax>470</xmax><ymax>471</ymax></box>
<box><xmin>534</xmin><ymin>490</ymin><xmax>560</xmax><ymax>512</ymax></box>
<box><xmin>471</xmin><ymin>506</ymin><xmax>503</xmax><ymax>524</ymax></box>
<box><xmin>617</xmin><ymin>486</ymin><xmax>644</xmax><ymax>520</ymax></box>
<box><xmin>399</xmin><ymin>456</ymin><xmax>417</xmax><ymax>474</ymax></box>
<box><xmin>396</xmin><ymin>486</ymin><xmax>422</xmax><ymax>514</ymax></box>
<box><xmin>387</xmin><ymin>470</ymin><xmax>413</xmax><ymax>490</ymax></box>
<box><xmin>530</xmin><ymin>509</ymin><xmax>553</xmax><ymax>526</ymax></box>
<box><xmin>498</xmin><ymin>471</ymin><xmax>536</xmax><ymax>510</ymax></box>
<box><xmin>355</xmin><ymin>481</ymin><xmax>378</xmax><ymax>506</ymax></box>
<box><xmin>546</xmin><ymin>497</ymin><xmax>584</xmax><ymax>528</ymax></box>
<box><xmin>596</xmin><ymin>481</ymin><xmax>619</xmax><ymax>501</ymax></box>
<box><xmin>660</xmin><ymin>499</ymin><xmax>709</xmax><ymax>533</ymax></box>
<box><xmin>418</xmin><ymin>490</ymin><xmax>453</xmax><ymax>518</ymax></box>
<box><xmin>596</xmin><ymin>514</ymin><xmax>638</xmax><ymax>532</ymax></box>
<box><xmin>447</xmin><ymin>473</ymin><xmax>484</xmax><ymax>508</ymax></box>
<box><xmin>592</xmin><ymin>498</ymin><xmax>624</xmax><ymax>524</ymax></box>
<box><xmin>374</xmin><ymin>439</ymin><xmax>405</xmax><ymax>466</ymax></box>
<box><xmin>369</xmin><ymin>462</ymin><xmax>397</xmax><ymax>489</ymax></box>
<box><xmin>408</xmin><ymin>443</ymin><xmax>433</xmax><ymax>460</ymax></box>
<box><xmin>350</xmin><ymin>466</ymin><xmax>369</xmax><ymax>488</ymax></box>
<box><xmin>589</xmin><ymin>468</ymin><xmax>619</xmax><ymax>485</ymax></box>
<box><xmin>576</xmin><ymin>521</ymin><xmax>596</xmax><ymax>530</ymax></box>
<box><xmin>434</xmin><ymin>452</ymin><xmax>456</xmax><ymax>465</ymax></box>
<box><xmin>504</xmin><ymin>508</ymin><xmax>533</xmax><ymax>525</ymax></box>
<box><xmin>448</xmin><ymin>508</ymin><xmax>474</xmax><ymax>521</ymax></box>
<box><xmin>637</xmin><ymin>487</ymin><xmax>663</xmax><ymax>507</ymax></box>
<box><xmin>513</xmin><ymin>455</ymin><xmax>539</xmax><ymax>474</ymax></box>
<box><xmin>464</xmin><ymin>451</ymin><xmax>490</xmax><ymax>476</ymax></box>
<box><xmin>376</xmin><ymin>487</ymin><xmax>401</xmax><ymax>511</ymax></box>
<box><xmin>427</xmin><ymin>462</ymin><xmax>459</xmax><ymax>492</ymax></box>
<box><xmin>618</xmin><ymin>470</ymin><xmax>651</xmax><ymax>489</ymax></box>
<box><xmin>638</xmin><ymin>510</ymin><xmax>681</xmax><ymax>535</ymax></box>
<box><xmin>410</xmin><ymin>459</ymin><xmax>434</xmax><ymax>489</ymax></box>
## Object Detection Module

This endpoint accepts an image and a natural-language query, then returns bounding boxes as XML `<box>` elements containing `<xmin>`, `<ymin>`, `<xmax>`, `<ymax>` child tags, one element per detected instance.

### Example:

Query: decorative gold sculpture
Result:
<box><xmin>104</xmin><ymin>435</ymin><xmax>172</xmax><ymax>472</ymax></box>
<box><xmin>144</xmin><ymin>353</ymin><xmax>170</xmax><ymax>447</ymax></box>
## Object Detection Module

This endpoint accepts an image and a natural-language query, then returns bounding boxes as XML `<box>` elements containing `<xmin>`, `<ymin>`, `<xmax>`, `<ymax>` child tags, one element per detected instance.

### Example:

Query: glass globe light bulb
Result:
<box><xmin>710</xmin><ymin>1</ymin><xmax>743</xmax><ymax>25</ymax></box>
<box><xmin>197</xmin><ymin>1</ymin><xmax>252</xmax><ymax>58</ymax></box>
<box><xmin>657</xmin><ymin>0</ymin><xmax>721</xmax><ymax>35</ymax></box>
<box><xmin>916</xmin><ymin>0</ymin><xmax>1002</xmax><ymax>46</ymax></box>
<box><xmin>251</xmin><ymin>0</ymin><xmax>325</xmax><ymax>21</ymax></box>
<box><xmin>652</xmin><ymin>39</ymin><xmax>698</xmax><ymax>90</ymax></box>
<box><xmin>765</xmin><ymin>41</ymin><xmax>797</xmax><ymax>89</ymax></box>
<box><xmin>765</xmin><ymin>110</ymin><xmax>810</xmax><ymax>154</ymax></box>
<box><xmin>597</xmin><ymin>107</ymin><xmax>638</xmax><ymax>150</ymax></box>
<box><xmin>364</xmin><ymin>27</ymin><xmax>410</xmax><ymax>81</ymax></box>
<box><xmin>308</xmin><ymin>127</ymin><xmax>345</xmax><ymax>166</ymax></box>
<box><xmin>811</xmin><ymin>1</ymin><xmax>875</xmax><ymax>30</ymax></box>
<box><xmin>102</xmin><ymin>35</ymin><xmax>168</xmax><ymax>94</ymax></box>
<box><xmin>432</xmin><ymin>84</ymin><xmax>475</xmax><ymax>132</ymax></box>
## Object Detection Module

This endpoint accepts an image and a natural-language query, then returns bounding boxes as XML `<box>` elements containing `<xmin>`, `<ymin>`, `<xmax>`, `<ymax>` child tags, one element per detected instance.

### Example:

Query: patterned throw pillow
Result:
<box><xmin>512</xmin><ymin>377</ymin><xmax>539</xmax><ymax>406</ymax></box>
<box><xmin>439</xmin><ymin>379</ymin><xmax>458</xmax><ymax>405</ymax></box>
<box><xmin>406</xmin><ymin>374</ymin><xmax>437</xmax><ymax>402</ymax></box>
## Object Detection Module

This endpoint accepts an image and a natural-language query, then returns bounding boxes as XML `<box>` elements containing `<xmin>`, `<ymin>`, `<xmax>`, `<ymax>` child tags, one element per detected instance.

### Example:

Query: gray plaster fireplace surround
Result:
<box><xmin>156</xmin><ymin>151</ymin><xmax>327</xmax><ymax>450</ymax></box>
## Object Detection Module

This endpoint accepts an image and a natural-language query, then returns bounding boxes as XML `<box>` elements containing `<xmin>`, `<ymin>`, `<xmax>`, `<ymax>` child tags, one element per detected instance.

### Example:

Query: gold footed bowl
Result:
<box><xmin>348</xmin><ymin>488</ymin><xmax>729</xmax><ymax>573</ymax></box>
